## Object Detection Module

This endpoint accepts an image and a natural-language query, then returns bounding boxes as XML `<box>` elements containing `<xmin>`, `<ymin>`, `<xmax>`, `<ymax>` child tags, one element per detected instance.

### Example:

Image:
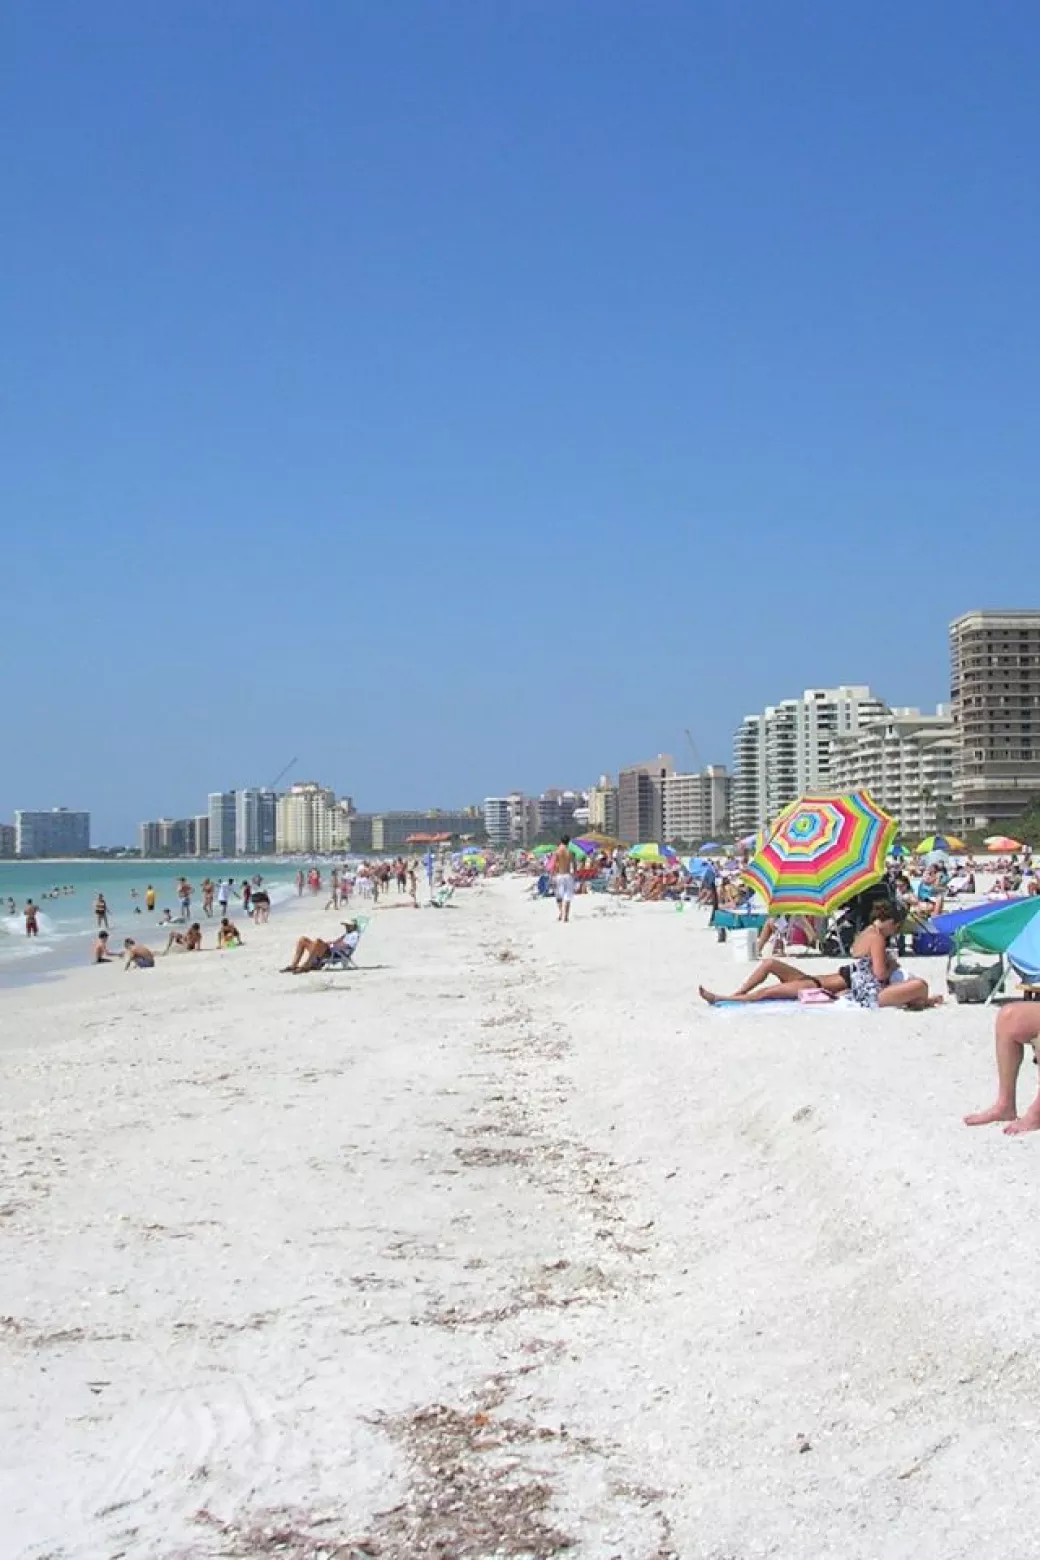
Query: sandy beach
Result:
<box><xmin>2</xmin><ymin>879</ymin><xmax>1039</xmax><ymax>1559</ymax></box>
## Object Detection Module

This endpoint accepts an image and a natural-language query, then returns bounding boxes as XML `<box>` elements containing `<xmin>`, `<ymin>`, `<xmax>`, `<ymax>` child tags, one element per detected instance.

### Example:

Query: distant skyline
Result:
<box><xmin>3</xmin><ymin>2</ymin><xmax>1038</xmax><ymax>842</ymax></box>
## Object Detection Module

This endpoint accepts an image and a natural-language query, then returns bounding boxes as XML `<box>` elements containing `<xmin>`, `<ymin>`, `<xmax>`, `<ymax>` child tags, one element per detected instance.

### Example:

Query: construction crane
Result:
<box><xmin>268</xmin><ymin>756</ymin><xmax>298</xmax><ymax>792</ymax></box>
<box><xmin>684</xmin><ymin>728</ymin><xmax>703</xmax><ymax>772</ymax></box>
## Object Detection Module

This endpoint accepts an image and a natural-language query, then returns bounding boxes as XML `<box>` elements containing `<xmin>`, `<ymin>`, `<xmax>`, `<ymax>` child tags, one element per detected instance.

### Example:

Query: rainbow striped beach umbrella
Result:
<box><xmin>742</xmin><ymin>789</ymin><xmax>897</xmax><ymax>916</ymax></box>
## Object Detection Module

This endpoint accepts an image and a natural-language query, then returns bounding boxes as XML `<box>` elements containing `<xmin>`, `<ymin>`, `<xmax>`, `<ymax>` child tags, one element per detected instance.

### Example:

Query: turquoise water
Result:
<box><xmin>0</xmin><ymin>859</ymin><xmax>299</xmax><ymax>977</ymax></box>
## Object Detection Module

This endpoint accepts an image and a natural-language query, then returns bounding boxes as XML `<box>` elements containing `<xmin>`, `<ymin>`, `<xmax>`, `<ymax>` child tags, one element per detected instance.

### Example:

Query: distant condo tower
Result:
<box><xmin>14</xmin><ymin>807</ymin><xmax>90</xmax><ymax>857</ymax></box>
<box><xmin>207</xmin><ymin>791</ymin><xmax>237</xmax><ymax>856</ymax></box>
<box><xmin>950</xmin><ymin>609</ymin><xmax>1040</xmax><ymax>828</ymax></box>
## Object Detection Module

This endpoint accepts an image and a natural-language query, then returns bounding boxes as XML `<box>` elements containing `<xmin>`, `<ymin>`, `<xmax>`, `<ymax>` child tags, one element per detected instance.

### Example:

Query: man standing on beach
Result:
<box><xmin>24</xmin><ymin>900</ymin><xmax>39</xmax><ymax>937</ymax></box>
<box><xmin>550</xmin><ymin>836</ymin><xmax>575</xmax><ymax>924</ymax></box>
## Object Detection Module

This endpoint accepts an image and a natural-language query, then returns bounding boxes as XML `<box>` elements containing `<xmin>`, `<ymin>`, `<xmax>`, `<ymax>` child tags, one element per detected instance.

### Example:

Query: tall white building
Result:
<box><xmin>484</xmin><ymin>798</ymin><xmax>512</xmax><ymax>848</ymax></box>
<box><xmin>831</xmin><ymin>707</ymin><xmax>956</xmax><ymax>839</ymax></box>
<box><xmin>208</xmin><ymin>791</ymin><xmax>237</xmax><ymax>856</ymax></box>
<box><xmin>235</xmin><ymin>788</ymin><xmax>278</xmax><ymax>856</ymax></box>
<box><xmin>15</xmin><ymin>808</ymin><xmax>90</xmax><ymax>857</ymax></box>
<box><xmin>661</xmin><ymin>766</ymin><xmax>731</xmax><ymax>845</ymax></box>
<box><xmin>275</xmin><ymin>782</ymin><xmax>338</xmax><ymax>853</ymax></box>
<box><xmin>731</xmin><ymin>686</ymin><xmax>890</xmax><ymax>834</ymax></box>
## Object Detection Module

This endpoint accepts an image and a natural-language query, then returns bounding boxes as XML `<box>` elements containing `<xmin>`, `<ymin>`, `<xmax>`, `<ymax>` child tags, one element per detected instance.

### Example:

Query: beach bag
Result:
<box><xmin>946</xmin><ymin>951</ymin><xmax>1003</xmax><ymax>1004</ymax></box>
<box><xmin>913</xmin><ymin>931</ymin><xmax>953</xmax><ymax>957</ymax></box>
<box><xmin>798</xmin><ymin>987</ymin><xmax>833</xmax><ymax>1005</ymax></box>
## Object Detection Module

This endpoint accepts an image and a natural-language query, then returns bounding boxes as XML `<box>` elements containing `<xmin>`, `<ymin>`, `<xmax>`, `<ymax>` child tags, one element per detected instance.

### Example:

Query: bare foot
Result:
<box><xmin>1005</xmin><ymin>1107</ymin><xmax>1040</xmax><ymax>1135</ymax></box>
<box><xmin>699</xmin><ymin>986</ymin><xmax>719</xmax><ymax>1006</ymax></box>
<box><xmin>928</xmin><ymin>995</ymin><xmax>945</xmax><ymax>1007</ymax></box>
<box><xmin>965</xmin><ymin>1103</ymin><xmax>1017</xmax><ymax>1126</ymax></box>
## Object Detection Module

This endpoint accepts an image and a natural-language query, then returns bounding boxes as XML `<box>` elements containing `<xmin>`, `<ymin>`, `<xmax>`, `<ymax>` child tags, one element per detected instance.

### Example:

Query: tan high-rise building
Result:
<box><xmin>950</xmin><ymin>610</ymin><xmax>1040</xmax><ymax>828</ymax></box>
<box><xmin>618</xmin><ymin>755</ymin><xmax>674</xmax><ymax>843</ymax></box>
<box><xmin>661</xmin><ymin>766</ymin><xmax>731</xmax><ymax>846</ymax></box>
<box><xmin>275</xmin><ymin>782</ymin><xmax>337</xmax><ymax>853</ymax></box>
<box><xmin>586</xmin><ymin>776</ymin><xmax>620</xmax><ymax>837</ymax></box>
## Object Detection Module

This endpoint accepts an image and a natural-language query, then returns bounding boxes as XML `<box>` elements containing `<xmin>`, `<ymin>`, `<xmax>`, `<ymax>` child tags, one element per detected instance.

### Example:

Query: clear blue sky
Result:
<box><xmin>3</xmin><ymin>1</ymin><xmax>1038</xmax><ymax>842</ymax></box>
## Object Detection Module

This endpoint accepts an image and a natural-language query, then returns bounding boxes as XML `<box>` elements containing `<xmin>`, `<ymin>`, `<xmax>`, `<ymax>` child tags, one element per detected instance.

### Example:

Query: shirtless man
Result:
<box><xmin>165</xmin><ymin>922</ymin><xmax>202</xmax><ymax>954</ymax></box>
<box><xmin>965</xmin><ymin>1004</ymin><xmax>1040</xmax><ymax>1134</ymax></box>
<box><xmin>24</xmin><ymin>901</ymin><xmax>39</xmax><ymax>937</ymax></box>
<box><xmin>123</xmin><ymin>938</ymin><xmax>155</xmax><ymax>969</ymax></box>
<box><xmin>550</xmin><ymin>836</ymin><xmax>575</xmax><ymax>924</ymax></box>
<box><xmin>94</xmin><ymin>930</ymin><xmax>116</xmax><ymax>963</ymax></box>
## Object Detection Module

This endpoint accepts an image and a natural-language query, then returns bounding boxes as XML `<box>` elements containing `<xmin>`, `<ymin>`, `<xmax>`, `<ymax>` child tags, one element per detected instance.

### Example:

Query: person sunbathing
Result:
<box><xmin>700</xmin><ymin>958</ymin><xmax>852</xmax><ymax>1005</ymax></box>
<box><xmin>282</xmin><ymin>922</ymin><xmax>358</xmax><ymax>974</ymax></box>
<box><xmin>965</xmin><ymin>1003</ymin><xmax>1040</xmax><ymax>1133</ymax></box>
<box><xmin>216</xmin><ymin>918</ymin><xmax>243</xmax><ymax>949</ymax></box>
<box><xmin>165</xmin><ymin>922</ymin><xmax>202</xmax><ymax>954</ymax></box>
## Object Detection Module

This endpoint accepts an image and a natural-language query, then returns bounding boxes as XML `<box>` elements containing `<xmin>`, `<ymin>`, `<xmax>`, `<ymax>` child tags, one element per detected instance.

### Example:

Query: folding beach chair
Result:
<box><xmin>321</xmin><ymin>917</ymin><xmax>369</xmax><ymax>970</ymax></box>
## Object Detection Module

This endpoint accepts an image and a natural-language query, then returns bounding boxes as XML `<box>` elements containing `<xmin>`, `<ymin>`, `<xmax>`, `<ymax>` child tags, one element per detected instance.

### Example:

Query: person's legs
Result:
<box><xmin>733</xmin><ymin>958</ymin><xmax>806</xmax><ymax>996</ymax></box>
<box><xmin>699</xmin><ymin>977</ymin><xmax>815</xmax><ymax>1005</ymax></box>
<box><xmin>282</xmin><ymin>936</ymin><xmax>315</xmax><ymax>973</ymax></box>
<box><xmin>877</xmin><ymin>979</ymin><xmax>943</xmax><ymax>1011</ymax></box>
<box><xmin>965</xmin><ymin>1004</ymin><xmax>1040</xmax><ymax>1127</ymax></box>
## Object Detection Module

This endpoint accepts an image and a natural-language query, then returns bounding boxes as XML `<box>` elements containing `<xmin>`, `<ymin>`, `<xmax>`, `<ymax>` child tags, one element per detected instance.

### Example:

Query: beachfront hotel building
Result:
<box><xmin>275</xmin><ymin>782</ymin><xmax>338</xmax><ymax>854</ymax></box>
<box><xmin>370</xmin><ymin>809</ymin><xmax>483</xmax><ymax>852</ymax></box>
<box><xmin>235</xmin><ymin>788</ymin><xmax>278</xmax><ymax>856</ymax></box>
<box><xmin>483</xmin><ymin>798</ymin><xmax>512</xmax><ymax>848</ymax></box>
<box><xmin>618</xmin><ymin>756</ymin><xmax>674</xmax><ymax>844</ymax></box>
<box><xmin>193</xmin><ymin>814</ymin><xmax>210</xmax><ymax>855</ymax></box>
<box><xmin>14</xmin><ymin>808</ymin><xmax>90</xmax><ymax>857</ymax></box>
<box><xmin>831</xmin><ymin>707</ymin><xmax>955</xmax><ymax>839</ymax></box>
<box><xmin>207</xmin><ymin>791</ymin><xmax>237</xmax><ymax>856</ymax></box>
<box><xmin>661</xmin><ymin>766</ymin><xmax>732</xmax><ymax>846</ymax></box>
<box><xmin>0</xmin><ymin>823</ymin><xmax>14</xmax><ymax>857</ymax></box>
<box><xmin>586</xmin><ymin>777</ymin><xmax>620</xmax><ymax>839</ymax></box>
<box><xmin>730</xmin><ymin>687</ymin><xmax>888</xmax><ymax>834</ymax></box>
<box><xmin>950</xmin><ymin>610</ymin><xmax>1040</xmax><ymax>828</ymax></box>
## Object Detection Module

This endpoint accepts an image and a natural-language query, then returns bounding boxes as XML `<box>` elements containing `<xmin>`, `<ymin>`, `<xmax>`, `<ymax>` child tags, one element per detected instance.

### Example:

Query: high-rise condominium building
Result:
<box><xmin>139</xmin><ymin>818</ymin><xmax>200</xmax><ymax>856</ymax></box>
<box><xmin>235</xmin><ymin>789</ymin><xmax>278</xmax><ymax>856</ymax></box>
<box><xmin>0</xmin><ymin>823</ymin><xmax>16</xmax><ymax>858</ymax></box>
<box><xmin>14</xmin><ymin>808</ymin><xmax>91</xmax><ymax>857</ymax></box>
<box><xmin>275</xmin><ymin>783</ymin><xmax>338</xmax><ymax>853</ymax></box>
<box><xmin>618</xmin><ymin>756</ymin><xmax>674</xmax><ymax>843</ymax></box>
<box><xmin>208</xmin><ymin>791</ymin><xmax>237</xmax><ymax>856</ymax></box>
<box><xmin>483</xmin><ymin>798</ymin><xmax>512</xmax><ymax>848</ymax></box>
<box><xmin>661</xmin><ymin>766</ymin><xmax>732</xmax><ymax>845</ymax></box>
<box><xmin>950</xmin><ymin>610</ymin><xmax>1040</xmax><ymax>828</ymax></box>
<box><xmin>533</xmin><ymin>789</ymin><xmax>582</xmax><ymax>842</ymax></box>
<box><xmin>730</xmin><ymin>687</ymin><xmax>889</xmax><ymax>834</ymax></box>
<box><xmin>831</xmin><ymin>707</ymin><xmax>955</xmax><ymax>839</ymax></box>
<box><xmin>193</xmin><ymin>814</ymin><xmax>210</xmax><ymax>856</ymax></box>
<box><xmin>586</xmin><ymin>776</ymin><xmax>620</xmax><ymax>838</ymax></box>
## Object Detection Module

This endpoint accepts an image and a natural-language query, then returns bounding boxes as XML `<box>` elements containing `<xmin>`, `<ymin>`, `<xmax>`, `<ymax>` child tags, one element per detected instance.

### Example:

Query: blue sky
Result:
<box><xmin>3</xmin><ymin>1</ymin><xmax>1038</xmax><ymax>841</ymax></box>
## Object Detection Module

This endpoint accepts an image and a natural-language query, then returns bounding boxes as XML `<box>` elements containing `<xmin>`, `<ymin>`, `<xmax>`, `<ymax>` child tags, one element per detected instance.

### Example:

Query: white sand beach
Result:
<box><xmin>2</xmin><ymin>881</ymin><xmax>1039</xmax><ymax>1559</ymax></box>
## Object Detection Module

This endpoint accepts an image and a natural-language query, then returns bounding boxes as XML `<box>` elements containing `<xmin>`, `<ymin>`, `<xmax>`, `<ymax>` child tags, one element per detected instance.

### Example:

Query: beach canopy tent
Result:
<box><xmin>916</xmin><ymin>834</ymin><xmax>965</xmax><ymax>854</ymax></box>
<box><xmin>1008</xmin><ymin>914</ymin><xmax>1040</xmax><ymax>984</ymax></box>
<box><xmin>955</xmin><ymin>898</ymin><xmax>1040</xmax><ymax>954</ymax></box>
<box><xmin>742</xmin><ymin>789</ymin><xmax>897</xmax><ymax>917</ymax></box>
<box><xmin>930</xmin><ymin>900</ymin><xmax>1022</xmax><ymax>938</ymax></box>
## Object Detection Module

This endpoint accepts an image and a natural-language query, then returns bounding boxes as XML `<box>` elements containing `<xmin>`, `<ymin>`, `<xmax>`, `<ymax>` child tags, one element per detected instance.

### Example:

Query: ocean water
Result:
<box><xmin>0</xmin><ymin>859</ymin><xmax>299</xmax><ymax>979</ymax></box>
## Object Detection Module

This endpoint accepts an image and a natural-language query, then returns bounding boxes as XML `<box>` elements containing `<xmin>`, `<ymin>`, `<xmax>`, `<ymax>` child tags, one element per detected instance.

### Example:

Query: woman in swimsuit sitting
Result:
<box><xmin>848</xmin><ymin>900</ymin><xmax>943</xmax><ymax>1010</ymax></box>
